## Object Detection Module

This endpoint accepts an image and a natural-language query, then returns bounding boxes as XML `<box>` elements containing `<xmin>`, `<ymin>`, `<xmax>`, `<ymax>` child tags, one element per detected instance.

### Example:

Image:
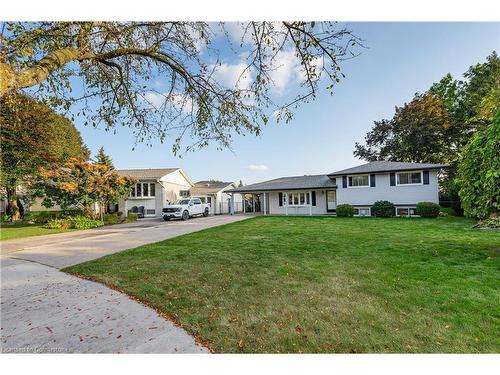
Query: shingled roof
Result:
<box><xmin>115</xmin><ymin>168</ymin><xmax>179</xmax><ymax>179</ymax></box>
<box><xmin>190</xmin><ymin>181</ymin><xmax>235</xmax><ymax>195</ymax></box>
<box><xmin>328</xmin><ymin>161</ymin><xmax>448</xmax><ymax>176</ymax></box>
<box><xmin>227</xmin><ymin>175</ymin><xmax>337</xmax><ymax>193</ymax></box>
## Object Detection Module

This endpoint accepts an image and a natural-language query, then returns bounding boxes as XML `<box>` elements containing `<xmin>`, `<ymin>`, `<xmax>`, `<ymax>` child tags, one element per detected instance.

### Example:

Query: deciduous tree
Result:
<box><xmin>353</xmin><ymin>92</ymin><xmax>453</xmax><ymax>163</ymax></box>
<box><xmin>1</xmin><ymin>22</ymin><xmax>362</xmax><ymax>153</ymax></box>
<box><xmin>37</xmin><ymin>159</ymin><xmax>136</xmax><ymax>219</ymax></box>
<box><xmin>0</xmin><ymin>93</ymin><xmax>89</xmax><ymax>220</ymax></box>
<box><xmin>457</xmin><ymin>113</ymin><xmax>499</xmax><ymax>219</ymax></box>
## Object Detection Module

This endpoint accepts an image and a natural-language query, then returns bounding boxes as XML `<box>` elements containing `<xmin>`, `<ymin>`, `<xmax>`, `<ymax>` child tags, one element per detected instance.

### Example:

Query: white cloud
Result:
<box><xmin>221</xmin><ymin>22</ymin><xmax>252</xmax><ymax>46</ymax></box>
<box><xmin>269</xmin><ymin>50</ymin><xmax>324</xmax><ymax>95</ymax></box>
<box><xmin>212</xmin><ymin>60</ymin><xmax>253</xmax><ymax>91</ymax></box>
<box><xmin>248</xmin><ymin>164</ymin><xmax>269</xmax><ymax>171</ymax></box>
<box><xmin>144</xmin><ymin>92</ymin><xmax>194</xmax><ymax>113</ymax></box>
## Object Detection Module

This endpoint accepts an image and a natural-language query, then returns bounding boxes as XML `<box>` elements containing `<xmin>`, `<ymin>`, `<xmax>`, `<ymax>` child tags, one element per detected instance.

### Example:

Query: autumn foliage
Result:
<box><xmin>37</xmin><ymin>159</ymin><xmax>136</xmax><ymax>218</ymax></box>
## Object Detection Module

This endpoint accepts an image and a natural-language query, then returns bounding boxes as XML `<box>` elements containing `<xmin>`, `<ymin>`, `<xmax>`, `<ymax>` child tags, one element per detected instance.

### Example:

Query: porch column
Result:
<box><xmin>252</xmin><ymin>194</ymin><xmax>256</xmax><ymax>213</ymax></box>
<box><xmin>243</xmin><ymin>194</ymin><xmax>246</xmax><ymax>214</ymax></box>
<box><xmin>309</xmin><ymin>191</ymin><xmax>312</xmax><ymax>216</ymax></box>
<box><xmin>285</xmin><ymin>191</ymin><xmax>288</xmax><ymax>216</ymax></box>
<box><xmin>230</xmin><ymin>193</ymin><xmax>234</xmax><ymax>215</ymax></box>
<box><xmin>263</xmin><ymin>192</ymin><xmax>267</xmax><ymax>215</ymax></box>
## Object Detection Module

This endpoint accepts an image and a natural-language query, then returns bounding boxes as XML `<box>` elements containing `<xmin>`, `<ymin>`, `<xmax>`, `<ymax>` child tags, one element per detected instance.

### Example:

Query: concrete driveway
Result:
<box><xmin>1</xmin><ymin>215</ymin><xmax>249</xmax><ymax>353</ymax></box>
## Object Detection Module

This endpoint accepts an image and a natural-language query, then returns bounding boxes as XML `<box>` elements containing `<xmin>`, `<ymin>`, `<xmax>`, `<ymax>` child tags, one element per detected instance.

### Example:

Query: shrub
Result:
<box><xmin>475</xmin><ymin>217</ymin><xmax>500</xmax><ymax>229</ymax></box>
<box><xmin>126</xmin><ymin>213</ymin><xmax>138</xmax><ymax>222</ymax></box>
<box><xmin>417</xmin><ymin>202</ymin><xmax>441</xmax><ymax>218</ymax></box>
<box><xmin>24</xmin><ymin>210</ymin><xmax>84</xmax><ymax>224</ymax></box>
<box><xmin>372</xmin><ymin>201</ymin><xmax>395</xmax><ymax>217</ymax></box>
<box><xmin>44</xmin><ymin>218</ymin><xmax>71</xmax><ymax>229</ymax></box>
<box><xmin>116</xmin><ymin>211</ymin><xmax>123</xmax><ymax>217</ymax></box>
<box><xmin>44</xmin><ymin>215</ymin><xmax>103</xmax><ymax>230</ymax></box>
<box><xmin>69</xmin><ymin>216</ymin><xmax>103</xmax><ymax>230</ymax></box>
<box><xmin>104</xmin><ymin>213</ymin><xmax>121</xmax><ymax>225</ymax></box>
<box><xmin>336</xmin><ymin>204</ymin><xmax>354</xmax><ymax>217</ymax></box>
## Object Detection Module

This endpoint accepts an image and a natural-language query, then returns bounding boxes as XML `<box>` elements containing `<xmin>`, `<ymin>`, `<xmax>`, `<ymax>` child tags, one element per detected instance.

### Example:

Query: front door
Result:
<box><xmin>326</xmin><ymin>190</ymin><xmax>337</xmax><ymax>212</ymax></box>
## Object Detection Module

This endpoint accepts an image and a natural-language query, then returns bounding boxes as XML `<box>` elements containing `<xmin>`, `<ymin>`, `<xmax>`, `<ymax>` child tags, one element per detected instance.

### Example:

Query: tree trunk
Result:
<box><xmin>6</xmin><ymin>188</ymin><xmax>21</xmax><ymax>222</ymax></box>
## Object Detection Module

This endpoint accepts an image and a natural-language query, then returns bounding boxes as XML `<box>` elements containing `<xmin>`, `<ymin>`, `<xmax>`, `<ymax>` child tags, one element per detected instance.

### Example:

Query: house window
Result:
<box><xmin>354</xmin><ymin>207</ymin><xmax>371</xmax><ymax>216</ymax></box>
<box><xmin>180</xmin><ymin>190</ymin><xmax>190</xmax><ymax>198</ymax></box>
<box><xmin>284</xmin><ymin>192</ymin><xmax>311</xmax><ymax>206</ymax></box>
<box><xmin>129</xmin><ymin>182</ymin><xmax>156</xmax><ymax>198</ymax></box>
<box><xmin>396</xmin><ymin>171</ymin><xmax>422</xmax><ymax>185</ymax></box>
<box><xmin>397</xmin><ymin>207</ymin><xmax>418</xmax><ymax>217</ymax></box>
<box><xmin>348</xmin><ymin>175</ymin><xmax>369</xmax><ymax>187</ymax></box>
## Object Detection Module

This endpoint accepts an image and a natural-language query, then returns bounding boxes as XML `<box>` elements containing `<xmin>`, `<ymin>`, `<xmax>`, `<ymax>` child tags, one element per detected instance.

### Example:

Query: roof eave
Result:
<box><xmin>327</xmin><ymin>165</ymin><xmax>449</xmax><ymax>176</ymax></box>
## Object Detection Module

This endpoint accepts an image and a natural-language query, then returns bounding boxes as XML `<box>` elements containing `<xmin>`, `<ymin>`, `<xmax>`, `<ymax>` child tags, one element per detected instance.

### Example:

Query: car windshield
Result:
<box><xmin>177</xmin><ymin>199</ymin><xmax>191</xmax><ymax>205</ymax></box>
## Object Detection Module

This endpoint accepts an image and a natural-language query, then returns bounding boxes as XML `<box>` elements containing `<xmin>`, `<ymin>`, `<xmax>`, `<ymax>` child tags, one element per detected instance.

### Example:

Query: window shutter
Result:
<box><xmin>370</xmin><ymin>174</ymin><xmax>376</xmax><ymax>187</ymax></box>
<box><xmin>311</xmin><ymin>191</ymin><xmax>316</xmax><ymax>206</ymax></box>
<box><xmin>278</xmin><ymin>192</ymin><xmax>283</xmax><ymax>206</ymax></box>
<box><xmin>423</xmin><ymin>170</ymin><xmax>430</xmax><ymax>185</ymax></box>
<box><xmin>342</xmin><ymin>176</ymin><xmax>347</xmax><ymax>188</ymax></box>
<box><xmin>390</xmin><ymin>173</ymin><xmax>396</xmax><ymax>186</ymax></box>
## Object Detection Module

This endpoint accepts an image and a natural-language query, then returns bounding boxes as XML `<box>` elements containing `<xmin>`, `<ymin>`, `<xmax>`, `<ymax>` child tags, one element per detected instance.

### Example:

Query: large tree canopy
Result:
<box><xmin>457</xmin><ymin>113</ymin><xmax>499</xmax><ymax>219</ymax></box>
<box><xmin>354</xmin><ymin>52</ymin><xmax>499</xmax><ymax>164</ymax></box>
<box><xmin>0</xmin><ymin>93</ymin><xmax>89</xmax><ymax>220</ymax></box>
<box><xmin>353</xmin><ymin>92</ymin><xmax>453</xmax><ymax>163</ymax></box>
<box><xmin>0</xmin><ymin>22</ymin><xmax>362</xmax><ymax>153</ymax></box>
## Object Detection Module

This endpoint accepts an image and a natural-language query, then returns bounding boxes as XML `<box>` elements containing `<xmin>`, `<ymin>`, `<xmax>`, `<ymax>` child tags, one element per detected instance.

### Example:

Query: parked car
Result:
<box><xmin>162</xmin><ymin>198</ymin><xmax>210</xmax><ymax>221</ymax></box>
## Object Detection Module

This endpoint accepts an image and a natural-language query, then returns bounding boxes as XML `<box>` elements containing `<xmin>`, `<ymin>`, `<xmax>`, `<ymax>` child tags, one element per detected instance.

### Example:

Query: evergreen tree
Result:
<box><xmin>95</xmin><ymin>147</ymin><xmax>114</xmax><ymax>169</ymax></box>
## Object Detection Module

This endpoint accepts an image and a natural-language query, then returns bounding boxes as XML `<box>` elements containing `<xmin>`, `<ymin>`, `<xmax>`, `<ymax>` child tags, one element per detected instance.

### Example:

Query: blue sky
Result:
<box><xmin>74</xmin><ymin>22</ymin><xmax>499</xmax><ymax>184</ymax></box>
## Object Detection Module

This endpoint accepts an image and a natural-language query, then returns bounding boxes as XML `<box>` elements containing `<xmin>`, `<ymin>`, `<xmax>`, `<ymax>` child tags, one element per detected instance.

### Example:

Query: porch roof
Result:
<box><xmin>227</xmin><ymin>174</ymin><xmax>337</xmax><ymax>193</ymax></box>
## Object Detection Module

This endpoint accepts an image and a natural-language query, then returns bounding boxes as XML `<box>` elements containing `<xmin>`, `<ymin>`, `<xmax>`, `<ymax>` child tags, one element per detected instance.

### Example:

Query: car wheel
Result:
<box><xmin>203</xmin><ymin>208</ymin><xmax>209</xmax><ymax>217</ymax></box>
<box><xmin>182</xmin><ymin>210</ymin><xmax>189</xmax><ymax>221</ymax></box>
<box><xmin>163</xmin><ymin>216</ymin><xmax>170</xmax><ymax>221</ymax></box>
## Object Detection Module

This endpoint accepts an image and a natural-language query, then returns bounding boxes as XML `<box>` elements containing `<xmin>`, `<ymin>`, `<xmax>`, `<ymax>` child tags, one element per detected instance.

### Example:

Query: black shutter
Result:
<box><xmin>370</xmin><ymin>174</ymin><xmax>376</xmax><ymax>187</ymax></box>
<box><xmin>342</xmin><ymin>176</ymin><xmax>347</xmax><ymax>188</ymax></box>
<box><xmin>423</xmin><ymin>170</ymin><xmax>429</xmax><ymax>185</ymax></box>
<box><xmin>278</xmin><ymin>192</ymin><xmax>283</xmax><ymax>206</ymax></box>
<box><xmin>390</xmin><ymin>173</ymin><xmax>396</xmax><ymax>186</ymax></box>
<box><xmin>311</xmin><ymin>191</ymin><xmax>316</xmax><ymax>206</ymax></box>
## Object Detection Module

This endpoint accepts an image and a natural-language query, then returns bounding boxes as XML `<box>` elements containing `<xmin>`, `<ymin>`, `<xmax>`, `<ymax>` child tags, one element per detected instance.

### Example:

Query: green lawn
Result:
<box><xmin>0</xmin><ymin>222</ymin><xmax>72</xmax><ymax>241</ymax></box>
<box><xmin>64</xmin><ymin>216</ymin><xmax>500</xmax><ymax>353</ymax></box>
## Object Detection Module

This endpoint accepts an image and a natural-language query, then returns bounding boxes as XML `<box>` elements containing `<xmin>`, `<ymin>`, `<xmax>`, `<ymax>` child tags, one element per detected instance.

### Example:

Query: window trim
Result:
<box><xmin>396</xmin><ymin>171</ymin><xmax>423</xmax><ymax>186</ymax></box>
<box><xmin>396</xmin><ymin>206</ymin><xmax>419</xmax><ymax>217</ymax></box>
<box><xmin>129</xmin><ymin>182</ymin><xmax>156</xmax><ymax>198</ymax></box>
<box><xmin>282</xmin><ymin>191</ymin><xmax>312</xmax><ymax>207</ymax></box>
<box><xmin>353</xmin><ymin>207</ymin><xmax>371</xmax><ymax>217</ymax></box>
<box><xmin>347</xmin><ymin>174</ymin><xmax>370</xmax><ymax>188</ymax></box>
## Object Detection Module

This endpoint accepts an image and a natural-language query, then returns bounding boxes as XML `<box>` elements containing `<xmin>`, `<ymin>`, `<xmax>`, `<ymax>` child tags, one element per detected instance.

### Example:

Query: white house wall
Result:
<box><xmin>335</xmin><ymin>171</ymin><xmax>439</xmax><ymax>206</ymax></box>
<box><xmin>267</xmin><ymin>190</ymin><xmax>328</xmax><ymax>215</ymax></box>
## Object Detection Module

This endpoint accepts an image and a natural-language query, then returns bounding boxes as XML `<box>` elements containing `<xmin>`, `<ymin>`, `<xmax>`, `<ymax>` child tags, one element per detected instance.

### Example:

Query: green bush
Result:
<box><xmin>104</xmin><ymin>213</ymin><xmax>121</xmax><ymax>225</ymax></box>
<box><xmin>336</xmin><ymin>204</ymin><xmax>355</xmax><ymax>217</ymax></box>
<box><xmin>69</xmin><ymin>216</ymin><xmax>103</xmax><ymax>230</ymax></box>
<box><xmin>24</xmin><ymin>210</ymin><xmax>84</xmax><ymax>224</ymax></box>
<box><xmin>44</xmin><ymin>218</ymin><xmax>72</xmax><ymax>229</ymax></box>
<box><xmin>372</xmin><ymin>201</ymin><xmax>395</xmax><ymax>217</ymax></box>
<box><xmin>126</xmin><ymin>213</ymin><xmax>138</xmax><ymax>222</ymax></box>
<box><xmin>44</xmin><ymin>215</ymin><xmax>103</xmax><ymax>230</ymax></box>
<box><xmin>417</xmin><ymin>202</ymin><xmax>441</xmax><ymax>218</ymax></box>
<box><xmin>476</xmin><ymin>217</ymin><xmax>500</xmax><ymax>229</ymax></box>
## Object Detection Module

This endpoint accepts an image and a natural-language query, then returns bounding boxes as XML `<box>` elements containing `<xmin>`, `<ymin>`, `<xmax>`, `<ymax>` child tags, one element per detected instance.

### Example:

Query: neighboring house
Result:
<box><xmin>116</xmin><ymin>168</ymin><xmax>193</xmax><ymax>218</ymax></box>
<box><xmin>226</xmin><ymin>161</ymin><xmax>447</xmax><ymax>217</ymax></box>
<box><xmin>189</xmin><ymin>181</ymin><xmax>243</xmax><ymax>214</ymax></box>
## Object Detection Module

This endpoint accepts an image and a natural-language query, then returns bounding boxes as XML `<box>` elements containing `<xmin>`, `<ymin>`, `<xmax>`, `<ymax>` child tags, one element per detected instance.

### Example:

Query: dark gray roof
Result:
<box><xmin>190</xmin><ymin>181</ymin><xmax>235</xmax><ymax>195</ymax></box>
<box><xmin>116</xmin><ymin>168</ymin><xmax>179</xmax><ymax>179</ymax></box>
<box><xmin>227</xmin><ymin>175</ymin><xmax>337</xmax><ymax>193</ymax></box>
<box><xmin>328</xmin><ymin>161</ymin><xmax>448</xmax><ymax>176</ymax></box>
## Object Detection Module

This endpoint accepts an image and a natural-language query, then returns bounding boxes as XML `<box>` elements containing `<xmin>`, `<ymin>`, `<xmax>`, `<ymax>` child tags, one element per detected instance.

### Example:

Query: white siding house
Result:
<box><xmin>116</xmin><ymin>168</ymin><xmax>193</xmax><ymax>218</ymax></box>
<box><xmin>227</xmin><ymin>161</ymin><xmax>446</xmax><ymax>217</ymax></box>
